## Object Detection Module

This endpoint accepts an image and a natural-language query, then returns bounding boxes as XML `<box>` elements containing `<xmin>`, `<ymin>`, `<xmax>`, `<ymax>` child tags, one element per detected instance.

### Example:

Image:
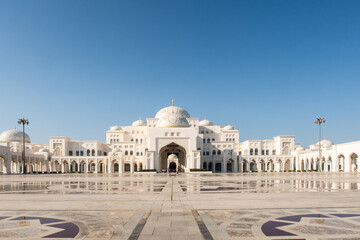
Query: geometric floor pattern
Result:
<box><xmin>201</xmin><ymin>208</ymin><xmax>360</xmax><ymax>239</ymax></box>
<box><xmin>0</xmin><ymin>210</ymin><xmax>136</xmax><ymax>239</ymax></box>
<box><xmin>0</xmin><ymin>172</ymin><xmax>359</xmax><ymax>239</ymax></box>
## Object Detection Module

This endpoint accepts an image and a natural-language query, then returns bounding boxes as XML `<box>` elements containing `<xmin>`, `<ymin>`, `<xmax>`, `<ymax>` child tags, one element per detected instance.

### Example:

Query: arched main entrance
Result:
<box><xmin>159</xmin><ymin>143</ymin><xmax>186</xmax><ymax>172</ymax></box>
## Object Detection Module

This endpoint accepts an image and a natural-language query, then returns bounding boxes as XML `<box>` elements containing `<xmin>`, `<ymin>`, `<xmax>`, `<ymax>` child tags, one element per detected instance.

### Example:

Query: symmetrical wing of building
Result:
<box><xmin>0</xmin><ymin>103</ymin><xmax>359</xmax><ymax>174</ymax></box>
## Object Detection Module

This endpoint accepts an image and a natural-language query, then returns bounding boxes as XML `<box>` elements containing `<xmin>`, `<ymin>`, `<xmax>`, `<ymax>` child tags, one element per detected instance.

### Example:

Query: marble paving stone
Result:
<box><xmin>0</xmin><ymin>172</ymin><xmax>360</xmax><ymax>239</ymax></box>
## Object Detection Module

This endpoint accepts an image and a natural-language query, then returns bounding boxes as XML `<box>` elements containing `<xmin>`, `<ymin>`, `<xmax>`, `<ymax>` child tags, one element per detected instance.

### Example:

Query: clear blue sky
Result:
<box><xmin>0</xmin><ymin>0</ymin><xmax>359</xmax><ymax>147</ymax></box>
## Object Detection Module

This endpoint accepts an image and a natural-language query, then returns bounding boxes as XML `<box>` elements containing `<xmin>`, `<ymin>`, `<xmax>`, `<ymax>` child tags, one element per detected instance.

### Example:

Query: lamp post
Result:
<box><xmin>314</xmin><ymin>117</ymin><xmax>325</xmax><ymax>171</ymax></box>
<box><xmin>18</xmin><ymin>118</ymin><xmax>29</xmax><ymax>174</ymax></box>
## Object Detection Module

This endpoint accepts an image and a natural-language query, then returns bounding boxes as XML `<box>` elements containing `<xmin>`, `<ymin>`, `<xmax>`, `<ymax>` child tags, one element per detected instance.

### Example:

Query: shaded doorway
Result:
<box><xmin>124</xmin><ymin>163</ymin><xmax>130</xmax><ymax>172</ymax></box>
<box><xmin>215</xmin><ymin>163</ymin><xmax>221</xmax><ymax>172</ymax></box>
<box><xmin>169</xmin><ymin>162</ymin><xmax>177</xmax><ymax>172</ymax></box>
<box><xmin>114</xmin><ymin>163</ymin><xmax>119</xmax><ymax>173</ymax></box>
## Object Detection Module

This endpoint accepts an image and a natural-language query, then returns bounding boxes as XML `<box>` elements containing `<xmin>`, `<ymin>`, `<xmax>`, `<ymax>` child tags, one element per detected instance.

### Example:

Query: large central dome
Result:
<box><xmin>155</xmin><ymin>101</ymin><xmax>190</xmax><ymax>128</ymax></box>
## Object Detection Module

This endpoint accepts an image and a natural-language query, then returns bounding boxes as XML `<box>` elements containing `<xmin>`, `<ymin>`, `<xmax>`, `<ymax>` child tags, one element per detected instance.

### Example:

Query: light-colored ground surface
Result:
<box><xmin>0</xmin><ymin>172</ymin><xmax>360</xmax><ymax>239</ymax></box>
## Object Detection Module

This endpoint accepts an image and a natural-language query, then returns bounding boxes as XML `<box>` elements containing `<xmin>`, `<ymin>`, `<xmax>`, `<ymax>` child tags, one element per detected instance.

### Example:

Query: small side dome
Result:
<box><xmin>223</xmin><ymin>125</ymin><xmax>235</xmax><ymax>130</ymax></box>
<box><xmin>0</xmin><ymin>128</ymin><xmax>31</xmax><ymax>143</ymax></box>
<box><xmin>110</xmin><ymin>126</ymin><xmax>121</xmax><ymax>131</ymax></box>
<box><xmin>132</xmin><ymin>118</ymin><xmax>146</xmax><ymax>126</ymax></box>
<box><xmin>199</xmin><ymin>117</ymin><xmax>213</xmax><ymax>126</ymax></box>
<box><xmin>167</xmin><ymin>153</ymin><xmax>178</xmax><ymax>161</ymax></box>
<box><xmin>296</xmin><ymin>146</ymin><xmax>305</xmax><ymax>151</ymax></box>
<box><xmin>317</xmin><ymin>139</ymin><xmax>333</xmax><ymax>148</ymax></box>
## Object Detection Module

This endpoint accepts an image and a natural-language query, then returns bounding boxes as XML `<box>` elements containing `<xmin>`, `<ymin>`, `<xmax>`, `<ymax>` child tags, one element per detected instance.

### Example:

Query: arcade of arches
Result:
<box><xmin>0</xmin><ymin>146</ymin><xmax>359</xmax><ymax>174</ymax></box>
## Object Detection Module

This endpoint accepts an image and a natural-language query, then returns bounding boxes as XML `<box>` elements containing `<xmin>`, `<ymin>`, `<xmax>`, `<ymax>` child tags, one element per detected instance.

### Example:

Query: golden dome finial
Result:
<box><xmin>172</xmin><ymin>99</ymin><xmax>174</xmax><ymax>106</ymax></box>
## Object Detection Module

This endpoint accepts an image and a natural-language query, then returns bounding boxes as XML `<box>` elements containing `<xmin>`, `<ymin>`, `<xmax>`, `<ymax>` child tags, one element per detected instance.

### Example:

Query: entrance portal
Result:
<box><xmin>159</xmin><ymin>143</ymin><xmax>186</xmax><ymax>172</ymax></box>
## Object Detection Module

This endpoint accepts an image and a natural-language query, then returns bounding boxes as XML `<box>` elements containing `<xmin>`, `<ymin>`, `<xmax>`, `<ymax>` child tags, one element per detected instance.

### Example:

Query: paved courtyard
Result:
<box><xmin>0</xmin><ymin>172</ymin><xmax>360</xmax><ymax>240</ymax></box>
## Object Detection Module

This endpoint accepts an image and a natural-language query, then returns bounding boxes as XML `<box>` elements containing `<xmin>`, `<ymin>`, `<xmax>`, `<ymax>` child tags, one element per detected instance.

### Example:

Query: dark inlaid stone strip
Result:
<box><xmin>192</xmin><ymin>210</ymin><xmax>214</xmax><ymax>240</ymax></box>
<box><xmin>44</xmin><ymin>222</ymin><xmax>79</xmax><ymax>238</ymax></box>
<box><xmin>261</xmin><ymin>220</ymin><xmax>296</xmax><ymax>237</ymax></box>
<box><xmin>128</xmin><ymin>210</ymin><xmax>151</xmax><ymax>240</ymax></box>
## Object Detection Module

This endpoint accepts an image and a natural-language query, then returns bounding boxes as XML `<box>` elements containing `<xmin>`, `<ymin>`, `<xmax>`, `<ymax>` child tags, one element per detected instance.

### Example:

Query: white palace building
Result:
<box><xmin>0</xmin><ymin>102</ymin><xmax>359</xmax><ymax>174</ymax></box>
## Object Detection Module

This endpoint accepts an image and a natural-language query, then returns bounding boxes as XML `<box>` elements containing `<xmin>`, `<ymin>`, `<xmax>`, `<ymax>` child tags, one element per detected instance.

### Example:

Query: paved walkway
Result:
<box><xmin>138</xmin><ymin>176</ymin><xmax>204</xmax><ymax>240</ymax></box>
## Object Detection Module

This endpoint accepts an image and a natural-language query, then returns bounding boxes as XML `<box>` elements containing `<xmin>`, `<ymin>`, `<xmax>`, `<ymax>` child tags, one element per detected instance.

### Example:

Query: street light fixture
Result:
<box><xmin>18</xmin><ymin>118</ymin><xmax>29</xmax><ymax>174</ymax></box>
<box><xmin>314</xmin><ymin>117</ymin><xmax>325</xmax><ymax>171</ymax></box>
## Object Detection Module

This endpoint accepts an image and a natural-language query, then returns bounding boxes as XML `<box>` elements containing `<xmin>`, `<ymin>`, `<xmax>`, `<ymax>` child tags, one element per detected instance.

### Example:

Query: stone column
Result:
<box><xmin>154</xmin><ymin>153</ymin><xmax>159</xmax><ymax>171</ymax></box>
<box><xmin>345</xmin><ymin>157</ymin><xmax>351</xmax><ymax>172</ymax></box>
<box><xmin>150</xmin><ymin>155</ymin><xmax>154</xmax><ymax>169</ymax></box>
<box><xmin>257</xmin><ymin>161</ymin><xmax>261</xmax><ymax>172</ymax></box>
<box><xmin>222</xmin><ymin>159</ymin><xmax>226</xmax><ymax>173</ymax></box>
<box><xmin>119</xmin><ymin>159</ymin><xmax>123</xmax><ymax>173</ymax></box>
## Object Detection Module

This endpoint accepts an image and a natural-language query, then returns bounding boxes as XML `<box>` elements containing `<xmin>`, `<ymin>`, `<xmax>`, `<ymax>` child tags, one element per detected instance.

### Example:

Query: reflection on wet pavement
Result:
<box><xmin>179</xmin><ymin>173</ymin><xmax>360</xmax><ymax>193</ymax></box>
<box><xmin>0</xmin><ymin>176</ymin><xmax>167</xmax><ymax>194</ymax></box>
<box><xmin>1</xmin><ymin>172</ymin><xmax>359</xmax><ymax>195</ymax></box>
